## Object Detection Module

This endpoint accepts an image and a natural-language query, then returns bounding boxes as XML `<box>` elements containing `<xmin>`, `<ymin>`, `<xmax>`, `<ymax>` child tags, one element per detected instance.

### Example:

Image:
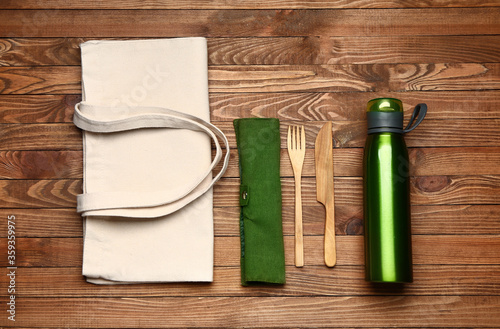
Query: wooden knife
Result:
<box><xmin>315</xmin><ymin>122</ymin><xmax>336</xmax><ymax>267</ymax></box>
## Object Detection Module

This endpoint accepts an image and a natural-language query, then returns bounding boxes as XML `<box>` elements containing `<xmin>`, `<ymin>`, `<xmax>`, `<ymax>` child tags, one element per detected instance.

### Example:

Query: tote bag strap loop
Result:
<box><xmin>73</xmin><ymin>102</ymin><xmax>230</xmax><ymax>217</ymax></box>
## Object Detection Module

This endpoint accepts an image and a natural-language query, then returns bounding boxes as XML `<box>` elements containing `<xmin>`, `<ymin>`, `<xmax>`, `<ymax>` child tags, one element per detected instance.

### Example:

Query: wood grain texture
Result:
<box><xmin>1</xmin><ymin>204</ymin><xmax>499</xmax><ymax>238</ymax></box>
<box><xmin>0</xmin><ymin>66</ymin><xmax>80</xmax><ymax>94</ymax></box>
<box><xmin>0</xmin><ymin>119</ymin><xmax>499</xmax><ymax>151</ymax></box>
<box><xmin>3</xmin><ymin>36</ymin><xmax>500</xmax><ymax>66</ymax></box>
<box><xmin>0</xmin><ymin>179</ymin><xmax>80</xmax><ymax>208</ymax></box>
<box><xmin>1</xmin><ymin>235</ymin><xmax>499</xmax><ymax>268</ymax></box>
<box><xmin>251</xmin><ymin>175</ymin><xmax>500</xmax><ymax>207</ymax></box>
<box><xmin>209</xmin><ymin>64</ymin><xmax>500</xmax><ymax>93</ymax></box>
<box><xmin>0</xmin><ymin>175</ymin><xmax>497</xmax><ymax>210</ymax></box>
<box><xmin>1</xmin><ymin>8</ymin><xmax>499</xmax><ymax>38</ymax></box>
<box><xmin>0</xmin><ymin>124</ymin><xmax>81</xmax><ymax>150</ymax></box>
<box><xmin>0</xmin><ymin>38</ymin><xmax>83</xmax><ymax>66</ymax></box>
<box><xmin>227</xmin><ymin>120</ymin><xmax>500</xmax><ymax>148</ymax></box>
<box><xmin>0</xmin><ymin>295</ymin><xmax>498</xmax><ymax>328</ymax></box>
<box><xmin>212</xmin><ymin>90</ymin><xmax>500</xmax><ymax>120</ymax></box>
<box><xmin>0</xmin><ymin>94</ymin><xmax>77</xmax><ymax>123</ymax></box>
<box><xmin>0</xmin><ymin>208</ymin><xmax>82</xmax><ymax>237</ymax></box>
<box><xmin>1</xmin><ymin>64</ymin><xmax>499</xmax><ymax>95</ymax></box>
<box><xmin>1</xmin><ymin>91</ymin><xmax>499</xmax><ymax>123</ymax></box>
<box><xmin>0</xmin><ymin>150</ymin><xmax>82</xmax><ymax>178</ymax></box>
<box><xmin>0</xmin><ymin>3</ymin><xmax>499</xmax><ymax>328</ymax></box>
<box><xmin>0</xmin><ymin>147</ymin><xmax>499</xmax><ymax>180</ymax></box>
<box><xmin>319</xmin><ymin>35</ymin><xmax>500</xmax><ymax>64</ymax></box>
<box><xmin>2</xmin><ymin>0</ymin><xmax>500</xmax><ymax>9</ymax></box>
<box><xmin>2</xmin><ymin>265</ymin><xmax>500</xmax><ymax>297</ymax></box>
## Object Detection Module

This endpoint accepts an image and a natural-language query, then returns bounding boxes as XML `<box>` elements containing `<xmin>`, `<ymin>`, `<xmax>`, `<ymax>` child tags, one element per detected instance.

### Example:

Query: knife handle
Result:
<box><xmin>324</xmin><ymin>202</ymin><xmax>336</xmax><ymax>267</ymax></box>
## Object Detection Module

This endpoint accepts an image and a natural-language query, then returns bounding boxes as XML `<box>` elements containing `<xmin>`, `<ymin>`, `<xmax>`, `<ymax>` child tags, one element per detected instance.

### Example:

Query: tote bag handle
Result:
<box><xmin>73</xmin><ymin>102</ymin><xmax>230</xmax><ymax>217</ymax></box>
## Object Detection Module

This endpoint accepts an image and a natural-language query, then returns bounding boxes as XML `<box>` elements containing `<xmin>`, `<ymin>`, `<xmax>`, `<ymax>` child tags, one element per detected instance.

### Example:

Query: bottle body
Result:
<box><xmin>363</xmin><ymin>132</ymin><xmax>413</xmax><ymax>283</ymax></box>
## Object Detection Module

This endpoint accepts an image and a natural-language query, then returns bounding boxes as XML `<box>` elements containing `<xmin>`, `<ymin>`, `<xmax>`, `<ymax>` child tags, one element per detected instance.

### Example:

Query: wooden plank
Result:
<box><xmin>210</xmin><ymin>204</ymin><xmax>500</xmax><ymax>237</ymax></box>
<box><xmin>0</xmin><ymin>94</ymin><xmax>78</xmax><ymax>123</ymax></box>
<box><xmin>0</xmin><ymin>66</ymin><xmax>80</xmax><ymax>94</ymax></box>
<box><xmin>283</xmin><ymin>204</ymin><xmax>500</xmax><ymax>236</ymax></box>
<box><xmin>1</xmin><ymin>235</ymin><xmax>499</xmax><ymax>268</ymax></box>
<box><xmin>410</xmin><ymin>204</ymin><xmax>500</xmax><ymax>235</ymax></box>
<box><xmin>0</xmin><ymin>179</ymin><xmax>80</xmax><ymax>208</ymax></box>
<box><xmin>2</xmin><ymin>37</ymin><xmax>322</xmax><ymax>66</ymax></box>
<box><xmin>2</xmin><ymin>0</ymin><xmax>499</xmax><ymax>10</ymax></box>
<box><xmin>0</xmin><ymin>95</ymin><xmax>76</xmax><ymax>123</ymax></box>
<box><xmin>0</xmin><ymin>38</ymin><xmax>83</xmax><ymax>66</ymax></box>
<box><xmin>409</xmin><ymin>147</ymin><xmax>500</xmax><ymax>176</ymax></box>
<box><xmin>0</xmin><ymin>124</ymin><xmax>81</xmax><ymax>150</ymax></box>
<box><xmin>281</xmin><ymin>147</ymin><xmax>500</xmax><ymax>178</ymax></box>
<box><xmin>0</xmin><ymin>4</ymin><xmax>497</xmax><ymax>329</ymax></box>
<box><xmin>240</xmin><ymin>174</ymin><xmax>500</xmax><ymax>208</ymax></box>
<box><xmin>1</xmin><ymin>204</ymin><xmax>498</xmax><ymax>238</ymax></box>
<box><xmin>2</xmin><ymin>146</ymin><xmax>499</xmax><ymax>180</ymax></box>
<box><xmin>411</xmin><ymin>175</ymin><xmax>500</xmax><ymax>206</ymax></box>
<box><xmin>0</xmin><ymin>175</ymin><xmax>498</xmax><ymax>209</ymax></box>
<box><xmin>1</xmin><ymin>265</ymin><xmax>500</xmax><ymax>297</ymax></box>
<box><xmin>0</xmin><ymin>150</ymin><xmax>82</xmax><ymax>179</ymax></box>
<box><xmin>209</xmin><ymin>63</ymin><xmax>500</xmax><ymax>93</ymax></box>
<box><xmin>254</xmin><ymin>175</ymin><xmax>500</xmax><ymax>207</ymax></box>
<box><xmin>211</xmin><ymin>90</ymin><xmax>500</xmax><ymax>121</ymax></box>
<box><xmin>319</xmin><ymin>35</ymin><xmax>500</xmax><ymax>64</ymax></box>
<box><xmin>3</xmin><ymin>36</ymin><xmax>500</xmax><ymax>66</ymax></box>
<box><xmin>1</xmin><ymin>119</ymin><xmax>500</xmax><ymax>151</ymax></box>
<box><xmin>265</xmin><ymin>120</ymin><xmax>500</xmax><ymax>148</ymax></box>
<box><xmin>1</xmin><ymin>9</ymin><xmax>499</xmax><ymax>38</ymax></box>
<box><xmin>2</xmin><ymin>91</ymin><xmax>500</xmax><ymax>124</ymax></box>
<box><xmin>1</xmin><ymin>64</ymin><xmax>499</xmax><ymax>95</ymax></box>
<box><xmin>0</xmin><ymin>295</ymin><xmax>499</xmax><ymax>327</ymax></box>
<box><xmin>0</xmin><ymin>208</ymin><xmax>82</xmax><ymax>237</ymax></box>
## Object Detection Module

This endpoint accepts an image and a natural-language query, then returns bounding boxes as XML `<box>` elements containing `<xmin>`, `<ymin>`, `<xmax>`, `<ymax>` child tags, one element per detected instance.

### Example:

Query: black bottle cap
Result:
<box><xmin>367</xmin><ymin>98</ymin><xmax>404</xmax><ymax>134</ymax></box>
<box><xmin>367</xmin><ymin>98</ymin><xmax>427</xmax><ymax>134</ymax></box>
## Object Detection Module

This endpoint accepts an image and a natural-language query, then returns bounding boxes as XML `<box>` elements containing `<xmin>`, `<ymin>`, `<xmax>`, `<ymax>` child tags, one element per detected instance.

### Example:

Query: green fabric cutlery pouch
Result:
<box><xmin>233</xmin><ymin>118</ymin><xmax>286</xmax><ymax>286</ymax></box>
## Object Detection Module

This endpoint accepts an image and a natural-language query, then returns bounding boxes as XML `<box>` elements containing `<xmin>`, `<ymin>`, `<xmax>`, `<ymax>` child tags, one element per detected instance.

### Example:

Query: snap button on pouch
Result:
<box><xmin>240</xmin><ymin>185</ymin><xmax>249</xmax><ymax>206</ymax></box>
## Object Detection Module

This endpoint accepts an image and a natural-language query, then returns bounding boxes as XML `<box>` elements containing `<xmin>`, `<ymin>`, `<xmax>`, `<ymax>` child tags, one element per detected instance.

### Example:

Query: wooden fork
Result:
<box><xmin>287</xmin><ymin>125</ymin><xmax>306</xmax><ymax>267</ymax></box>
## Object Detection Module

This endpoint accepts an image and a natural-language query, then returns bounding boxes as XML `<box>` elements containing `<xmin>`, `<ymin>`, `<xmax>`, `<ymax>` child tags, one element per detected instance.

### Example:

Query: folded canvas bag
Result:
<box><xmin>73</xmin><ymin>38</ymin><xmax>229</xmax><ymax>284</ymax></box>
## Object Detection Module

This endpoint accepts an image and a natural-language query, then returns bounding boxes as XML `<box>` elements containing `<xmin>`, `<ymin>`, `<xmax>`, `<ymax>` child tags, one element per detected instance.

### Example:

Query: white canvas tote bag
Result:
<box><xmin>73</xmin><ymin>38</ymin><xmax>229</xmax><ymax>284</ymax></box>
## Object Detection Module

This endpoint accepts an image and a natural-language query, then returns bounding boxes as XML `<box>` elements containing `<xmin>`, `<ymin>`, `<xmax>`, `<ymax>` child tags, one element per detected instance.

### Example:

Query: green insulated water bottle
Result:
<box><xmin>363</xmin><ymin>98</ymin><xmax>427</xmax><ymax>283</ymax></box>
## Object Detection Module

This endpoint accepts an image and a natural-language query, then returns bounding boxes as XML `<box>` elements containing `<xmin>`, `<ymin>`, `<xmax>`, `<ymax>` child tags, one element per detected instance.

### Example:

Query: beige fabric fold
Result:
<box><xmin>75</xmin><ymin>38</ymin><xmax>229</xmax><ymax>284</ymax></box>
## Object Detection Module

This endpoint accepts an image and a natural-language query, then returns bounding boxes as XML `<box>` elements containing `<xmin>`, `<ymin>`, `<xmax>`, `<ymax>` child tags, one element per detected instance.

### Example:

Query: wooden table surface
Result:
<box><xmin>1</xmin><ymin>1</ymin><xmax>500</xmax><ymax>328</ymax></box>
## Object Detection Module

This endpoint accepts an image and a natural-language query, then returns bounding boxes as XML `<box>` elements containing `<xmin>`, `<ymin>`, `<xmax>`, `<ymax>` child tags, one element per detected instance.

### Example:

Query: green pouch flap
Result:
<box><xmin>233</xmin><ymin>118</ymin><xmax>286</xmax><ymax>286</ymax></box>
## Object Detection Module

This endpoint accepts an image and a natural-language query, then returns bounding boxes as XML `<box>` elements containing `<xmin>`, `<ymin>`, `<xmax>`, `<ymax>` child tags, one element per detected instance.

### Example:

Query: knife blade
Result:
<box><xmin>315</xmin><ymin>121</ymin><xmax>336</xmax><ymax>267</ymax></box>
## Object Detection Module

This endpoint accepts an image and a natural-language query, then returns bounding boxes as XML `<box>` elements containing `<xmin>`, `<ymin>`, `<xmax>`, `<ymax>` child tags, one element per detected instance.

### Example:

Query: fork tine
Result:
<box><xmin>301</xmin><ymin>125</ymin><xmax>305</xmax><ymax>150</ymax></box>
<box><xmin>292</xmin><ymin>126</ymin><xmax>297</xmax><ymax>149</ymax></box>
<box><xmin>287</xmin><ymin>125</ymin><xmax>291</xmax><ymax>150</ymax></box>
<box><xmin>288</xmin><ymin>125</ymin><xmax>306</xmax><ymax>151</ymax></box>
<box><xmin>295</xmin><ymin>126</ymin><xmax>300</xmax><ymax>150</ymax></box>
<box><xmin>295</xmin><ymin>126</ymin><xmax>299</xmax><ymax>149</ymax></box>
